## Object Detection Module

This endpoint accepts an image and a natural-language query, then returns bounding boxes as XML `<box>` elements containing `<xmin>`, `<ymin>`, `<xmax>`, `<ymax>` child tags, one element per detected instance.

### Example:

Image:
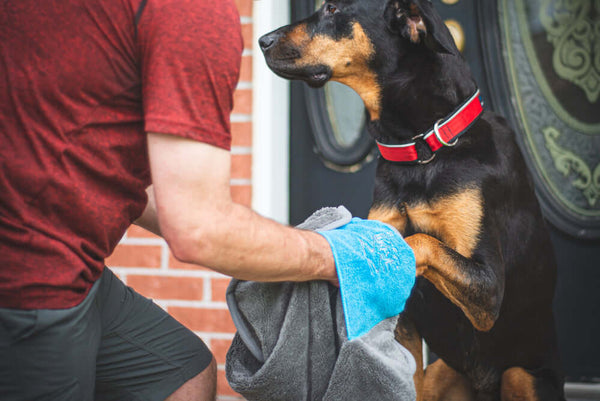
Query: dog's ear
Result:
<box><xmin>384</xmin><ymin>0</ymin><xmax>456</xmax><ymax>54</ymax></box>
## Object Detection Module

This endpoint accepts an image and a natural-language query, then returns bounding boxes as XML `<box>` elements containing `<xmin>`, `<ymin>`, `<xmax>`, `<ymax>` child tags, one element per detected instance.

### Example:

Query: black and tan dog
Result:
<box><xmin>259</xmin><ymin>0</ymin><xmax>564</xmax><ymax>400</ymax></box>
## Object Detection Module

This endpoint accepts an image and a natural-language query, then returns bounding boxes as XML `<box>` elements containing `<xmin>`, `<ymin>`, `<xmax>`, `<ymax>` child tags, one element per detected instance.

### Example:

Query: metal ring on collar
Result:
<box><xmin>434</xmin><ymin>118</ymin><xmax>458</xmax><ymax>147</ymax></box>
<box><xmin>418</xmin><ymin>153</ymin><xmax>436</xmax><ymax>164</ymax></box>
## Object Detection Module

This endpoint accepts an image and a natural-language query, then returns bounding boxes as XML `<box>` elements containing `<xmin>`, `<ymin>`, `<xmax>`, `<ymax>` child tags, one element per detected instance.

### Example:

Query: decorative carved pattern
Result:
<box><xmin>539</xmin><ymin>0</ymin><xmax>600</xmax><ymax>103</ymax></box>
<box><xmin>500</xmin><ymin>0</ymin><xmax>600</xmax><ymax>236</ymax></box>
<box><xmin>544</xmin><ymin>126</ymin><xmax>600</xmax><ymax>206</ymax></box>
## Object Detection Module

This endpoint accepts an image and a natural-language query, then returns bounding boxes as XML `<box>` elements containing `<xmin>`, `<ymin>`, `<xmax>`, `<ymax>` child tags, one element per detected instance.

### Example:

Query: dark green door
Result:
<box><xmin>289</xmin><ymin>0</ymin><xmax>600</xmax><ymax>395</ymax></box>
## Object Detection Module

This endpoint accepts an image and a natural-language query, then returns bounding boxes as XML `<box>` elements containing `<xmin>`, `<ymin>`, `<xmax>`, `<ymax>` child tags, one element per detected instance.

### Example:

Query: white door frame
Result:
<box><xmin>251</xmin><ymin>1</ymin><xmax>291</xmax><ymax>224</ymax></box>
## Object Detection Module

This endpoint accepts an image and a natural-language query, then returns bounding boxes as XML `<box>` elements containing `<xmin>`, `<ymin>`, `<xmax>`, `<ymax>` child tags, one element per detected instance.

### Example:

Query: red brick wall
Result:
<box><xmin>107</xmin><ymin>1</ymin><xmax>253</xmax><ymax>398</ymax></box>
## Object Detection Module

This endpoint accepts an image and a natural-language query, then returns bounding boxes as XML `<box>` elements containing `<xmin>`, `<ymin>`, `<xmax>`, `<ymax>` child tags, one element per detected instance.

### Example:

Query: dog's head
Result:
<box><xmin>259</xmin><ymin>0</ymin><xmax>458</xmax><ymax>121</ymax></box>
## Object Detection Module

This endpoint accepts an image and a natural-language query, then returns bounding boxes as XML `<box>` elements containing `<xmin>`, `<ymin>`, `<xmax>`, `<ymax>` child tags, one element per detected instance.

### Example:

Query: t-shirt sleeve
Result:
<box><xmin>137</xmin><ymin>0</ymin><xmax>243</xmax><ymax>150</ymax></box>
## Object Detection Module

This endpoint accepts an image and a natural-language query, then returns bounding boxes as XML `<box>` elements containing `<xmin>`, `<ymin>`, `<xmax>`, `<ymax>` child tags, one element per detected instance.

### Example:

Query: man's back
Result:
<box><xmin>0</xmin><ymin>0</ymin><xmax>242</xmax><ymax>309</ymax></box>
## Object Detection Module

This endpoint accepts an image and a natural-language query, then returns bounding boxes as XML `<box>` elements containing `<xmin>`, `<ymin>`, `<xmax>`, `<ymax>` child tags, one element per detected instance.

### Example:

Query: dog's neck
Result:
<box><xmin>368</xmin><ymin>51</ymin><xmax>478</xmax><ymax>144</ymax></box>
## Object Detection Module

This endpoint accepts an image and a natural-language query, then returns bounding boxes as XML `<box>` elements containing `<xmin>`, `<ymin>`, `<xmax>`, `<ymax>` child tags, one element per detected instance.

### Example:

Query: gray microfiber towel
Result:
<box><xmin>225</xmin><ymin>206</ymin><xmax>417</xmax><ymax>401</ymax></box>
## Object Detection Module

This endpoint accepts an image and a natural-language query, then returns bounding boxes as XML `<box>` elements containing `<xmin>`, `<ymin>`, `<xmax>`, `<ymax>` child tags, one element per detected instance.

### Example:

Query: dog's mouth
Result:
<box><xmin>305</xmin><ymin>67</ymin><xmax>332</xmax><ymax>88</ymax></box>
<box><xmin>265</xmin><ymin>59</ymin><xmax>332</xmax><ymax>88</ymax></box>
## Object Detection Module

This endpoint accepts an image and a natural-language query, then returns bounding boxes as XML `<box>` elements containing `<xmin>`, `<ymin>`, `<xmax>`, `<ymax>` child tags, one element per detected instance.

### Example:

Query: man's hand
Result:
<box><xmin>141</xmin><ymin>132</ymin><xmax>336</xmax><ymax>283</ymax></box>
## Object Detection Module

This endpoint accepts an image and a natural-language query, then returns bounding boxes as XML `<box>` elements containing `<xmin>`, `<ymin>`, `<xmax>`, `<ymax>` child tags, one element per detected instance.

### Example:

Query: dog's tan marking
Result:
<box><xmin>287</xmin><ymin>23</ymin><xmax>309</xmax><ymax>46</ymax></box>
<box><xmin>395</xmin><ymin>317</ymin><xmax>424</xmax><ymax>401</ymax></box>
<box><xmin>369</xmin><ymin>188</ymin><xmax>483</xmax><ymax>258</ymax></box>
<box><xmin>292</xmin><ymin>22</ymin><xmax>382</xmax><ymax>120</ymax></box>
<box><xmin>501</xmin><ymin>367</ymin><xmax>539</xmax><ymax>401</ymax></box>
<box><xmin>368</xmin><ymin>203</ymin><xmax>408</xmax><ymax>235</ymax></box>
<box><xmin>422</xmin><ymin>359</ymin><xmax>475</xmax><ymax>401</ymax></box>
<box><xmin>408</xmin><ymin>188</ymin><xmax>483</xmax><ymax>258</ymax></box>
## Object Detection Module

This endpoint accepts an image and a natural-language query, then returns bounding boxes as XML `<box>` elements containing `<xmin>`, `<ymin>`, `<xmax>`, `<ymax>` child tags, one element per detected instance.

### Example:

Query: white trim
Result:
<box><xmin>376</xmin><ymin>140</ymin><xmax>416</xmax><ymax>148</ymax></box>
<box><xmin>251</xmin><ymin>0</ymin><xmax>290</xmax><ymax>224</ymax></box>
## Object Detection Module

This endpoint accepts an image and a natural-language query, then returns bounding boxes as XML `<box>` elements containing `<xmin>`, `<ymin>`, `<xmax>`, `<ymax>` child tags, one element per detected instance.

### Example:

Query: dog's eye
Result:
<box><xmin>325</xmin><ymin>3</ymin><xmax>339</xmax><ymax>14</ymax></box>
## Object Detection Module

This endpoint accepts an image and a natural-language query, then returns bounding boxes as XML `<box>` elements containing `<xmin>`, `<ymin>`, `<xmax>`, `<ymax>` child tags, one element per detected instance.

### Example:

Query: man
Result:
<box><xmin>0</xmin><ymin>0</ymin><xmax>412</xmax><ymax>400</ymax></box>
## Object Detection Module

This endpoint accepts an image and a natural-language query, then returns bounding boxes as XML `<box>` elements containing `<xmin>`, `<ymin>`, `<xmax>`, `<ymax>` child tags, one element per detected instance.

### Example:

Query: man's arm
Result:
<box><xmin>139</xmin><ymin>132</ymin><xmax>336</xmax><ymax>283</ymax></box>
<box><xmin>134</xmin><ymin>186</ymin><xmax>161</xmax><ymax>237</ymax></box>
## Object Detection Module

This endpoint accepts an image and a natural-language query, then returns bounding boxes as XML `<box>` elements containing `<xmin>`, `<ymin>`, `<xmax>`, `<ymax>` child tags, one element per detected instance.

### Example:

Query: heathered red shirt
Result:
<box><xmin>0</xmin><ymin>0</ymin><xmax>242</xmax><ymax>309</ymax></box>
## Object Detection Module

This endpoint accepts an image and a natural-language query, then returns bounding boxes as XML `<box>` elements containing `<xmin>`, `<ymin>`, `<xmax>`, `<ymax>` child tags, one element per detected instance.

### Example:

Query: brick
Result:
<box><xmin>126</xmin><ymin>225</ymin><xmax>160</xmax><ymax>239</ymax></box>
<box><xmin>127</xmin><ymin>275</ymin><xmax>204</xmax><ymax>301</ymax></box>
<box><xmin>241</xmin><ymin>23</ymin><xmax>253</xmax><ymax>50</ymax></box>
<box><xmin>231</xmin><ymin>122</ymin><xmax>252</xmax><ymax>147</ymax></box>
<box><xmin>211</xmin><ymin>338</ymin><xmax>234</xmax><ymax>365</ymax></box>
<box><xmin>168</xmin><ymin>251</ymin><xmax>213</xmax><ymax>272</ymax></box>
<box><xmin>211</xmin><ymin>278</ymin><xmax>232</xmax><ymax>303</ymax></box>
<box><xmin>232</xmin><ymin>89</ymin><xmax>252</xmax><ymax>115</ymax></box>
<box><xmin>230</xmin><ymin>185</ymin><xmax>252</xmax><ymax>207</ymax></box>
<box><xmin>231</xmin><ymin>154</ymin><xmax>252</xmax><ymax>179</ymax></box>
<box><xmin>168</xmin><ymin>307</ymin><xmax>236</xmax><ymax>333</ymax></box>
<box><xmin>239</xmin><ymin>55</ymin><xmax>252</xmax><ymax>82</ymax></box>
<box><xmin>106</xmin><ymin>244</ymin><xmax>162</xmax><ymax>268</ymax></box>
<box><xmin>234</xmin><ymin>0</ymin><xmax>252</xmax><ymax>17</ymax></box>
<box><xmin>217</xmin><ymin>369</ymin><xmax>243</xmax><ymax>397</ymax></box>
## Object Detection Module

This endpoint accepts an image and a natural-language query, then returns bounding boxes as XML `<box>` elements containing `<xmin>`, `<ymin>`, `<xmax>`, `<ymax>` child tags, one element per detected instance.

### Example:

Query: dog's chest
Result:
<box><xmin>369</xmin><ymin>188</ymin><xmax>484</xmax><ymax>258</ymax></box>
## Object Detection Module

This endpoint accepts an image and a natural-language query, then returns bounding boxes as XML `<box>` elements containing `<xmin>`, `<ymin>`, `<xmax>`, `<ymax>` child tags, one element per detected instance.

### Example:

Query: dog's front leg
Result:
<box><xmin>405</xmin><ymin>233</ymin><xmax>504</xmax><ymax>332</ymax></box>
<box><xmin>395</xmin><ymin>313</ymin><xmax>424</xmax><ymax>401</ymax></box>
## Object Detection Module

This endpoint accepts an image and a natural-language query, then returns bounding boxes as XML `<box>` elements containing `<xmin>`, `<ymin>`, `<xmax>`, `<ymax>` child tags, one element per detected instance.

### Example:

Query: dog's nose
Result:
<box><xmin>259</xmin><ymin>33</ymin><xmax>276</xmax><ymax>51</ymax></box>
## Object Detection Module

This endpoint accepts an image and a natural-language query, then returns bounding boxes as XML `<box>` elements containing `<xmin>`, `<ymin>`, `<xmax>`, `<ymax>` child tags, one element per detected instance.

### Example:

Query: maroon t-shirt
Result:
<box><xmin>0</xmin><ymin>0</ymin><xmax>243</xmax><ymax>309</ymax></box>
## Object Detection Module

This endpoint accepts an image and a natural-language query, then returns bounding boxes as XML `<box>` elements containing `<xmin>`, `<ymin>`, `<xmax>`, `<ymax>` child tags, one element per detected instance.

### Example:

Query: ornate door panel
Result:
<box><xmin>499</xmin><ymin>0</ymin><xmax>600</xmax><ymax>238</ymax></box>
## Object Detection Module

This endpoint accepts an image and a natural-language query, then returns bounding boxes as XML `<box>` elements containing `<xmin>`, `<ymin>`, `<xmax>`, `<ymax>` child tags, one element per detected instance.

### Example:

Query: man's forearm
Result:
<box><xmin>134</xmin><ymin>183</ymin><xmax>336</xmax><ymax>283</ymax></box>
<box><xmin>145</xmin><ymin>133</ymin><xmax>336</xmax><ymax>284</ymax></box>
<box><xmin>165</xmin><ymin>200</ymin><xmax>336</xmax><ymax>283</ymax></box>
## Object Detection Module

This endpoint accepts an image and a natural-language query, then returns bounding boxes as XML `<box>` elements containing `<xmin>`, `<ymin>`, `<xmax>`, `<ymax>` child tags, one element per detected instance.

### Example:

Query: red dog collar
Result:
<box><xmin>377</xmin><ymin>90</ymin><xmax>484</xmax><ymax>164</ymax></box>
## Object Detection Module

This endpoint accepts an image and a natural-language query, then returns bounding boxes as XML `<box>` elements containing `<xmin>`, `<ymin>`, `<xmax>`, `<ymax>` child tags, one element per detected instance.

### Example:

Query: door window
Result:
<box><xmin>298</xmin><ymin>0</ymin><xmax>376</xmax><ymax>172</ymax></box>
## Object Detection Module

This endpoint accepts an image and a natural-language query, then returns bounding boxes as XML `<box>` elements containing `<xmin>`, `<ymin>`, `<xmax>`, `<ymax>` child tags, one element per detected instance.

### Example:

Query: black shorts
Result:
<box><xmin>0</xmin><ymin>268</ymin><xmax>213</xmax><ymax>401</ymax></box>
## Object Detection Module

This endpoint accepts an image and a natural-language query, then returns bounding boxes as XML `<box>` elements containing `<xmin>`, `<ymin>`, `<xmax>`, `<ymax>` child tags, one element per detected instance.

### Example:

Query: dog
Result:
<box><xmin>259</xmin><ymin>1</ymin><xmax>565</xmax><ymax>400</ymax></box>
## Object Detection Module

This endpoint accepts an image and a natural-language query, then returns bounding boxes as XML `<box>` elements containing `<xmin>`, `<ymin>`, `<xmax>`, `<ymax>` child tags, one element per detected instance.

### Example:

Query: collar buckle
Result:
<box><xmin>433</xmin><ymin>118</ymin><xmax>459</xmax><ymax>147</ymax></box>
<box><xmin>411</xmin><ymin>133</ymin><xmax>436</xmax><ymax>164</ymax></box>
